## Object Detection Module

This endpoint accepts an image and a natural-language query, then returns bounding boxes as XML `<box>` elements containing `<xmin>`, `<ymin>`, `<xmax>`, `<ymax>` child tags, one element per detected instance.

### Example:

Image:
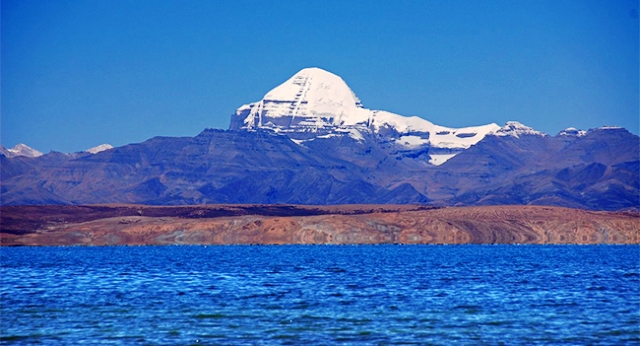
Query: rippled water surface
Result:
<box><xmin>1</xmin><ymin>245</ymin><xmax>639</xmax><ymax>345</ymax></box>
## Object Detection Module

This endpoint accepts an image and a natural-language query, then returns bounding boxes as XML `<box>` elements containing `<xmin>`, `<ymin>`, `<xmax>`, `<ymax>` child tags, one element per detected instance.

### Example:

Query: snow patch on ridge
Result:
<box><xmin>559</xmin><ymin>127</ymin><xmax>586</xmax><ymax>137</ymax></box>
<box><xmin>290</xmin><ymin>138</ymin><xmax>305</xmax><ymax>145</ymax></box>
<box><xmin>493</xmin><ymin>121</ymin><xmax>545</xmax><ymax>138</ymax></box>
<box><xmin>344</xmin><ymin>128</ymin><xmax>365</xmax><ymax>142</ymax></box>
<box><xmin>596</xmin><ymin>126</ymin><xmax>623</xmax><ymax>130</ymax></box>
<box><xmin>86</xmin><ymin>144</ymin><xmax>114</xmax><ymax>154</ymax></box>
<box><xmin>429</xmin><ymin>154</ymin><xmax>457</xmax><ymax>166</ymax></box>
<box><xmin>372</xmin><ymin>111</ymin><xmax>500</xmax><ymax>149</ymax></box>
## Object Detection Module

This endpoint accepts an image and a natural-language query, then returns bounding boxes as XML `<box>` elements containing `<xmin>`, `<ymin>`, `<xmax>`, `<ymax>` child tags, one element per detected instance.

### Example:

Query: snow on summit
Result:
<box><xmin>235</xmin><ymin>67</ymin><xmax>370</xmax><ymax>129</ymax></box>
<box><xmin>230</xmin><ymin>67</ymin><xmax>501</xmax><ymax>154</ymax></box>
<box><xmin>86</xmin><ymin>144</ymin><xmax>114</xmax><ymax>154</ymax></box>
<box><xmin>5</xmin><ymin>144</ymin><xmax>43</xmax><ymax>158</ymax></box>
<box><xmin>493</xmin><ymin>121</ymin><xmax>546</xmax><ymax>138</ymax></box>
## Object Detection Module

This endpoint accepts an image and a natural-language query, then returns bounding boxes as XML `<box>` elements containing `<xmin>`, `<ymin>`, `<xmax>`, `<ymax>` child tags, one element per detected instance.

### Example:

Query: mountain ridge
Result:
<box><xmin>1</xmin><ymin>126</ymin><xmax>637</xmax><ymax>210</ymax></box>
<box><xmin>1</xmin><ymin>68</ymin><xmax>638</xmax><ymax>210</ymax></box>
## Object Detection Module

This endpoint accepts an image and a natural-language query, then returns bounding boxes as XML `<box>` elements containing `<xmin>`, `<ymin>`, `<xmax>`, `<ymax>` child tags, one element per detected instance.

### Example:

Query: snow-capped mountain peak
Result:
<box><xmin>558</xmin><ymin>127</ymin><xmax>586</xmax><ymax>137</ymax></box>
<box><xmin>263</xmin><ymin>67</ymin><xmax>364</xmax><ymax>116</ymax></box>
<box><xmin>86</xmin><ymin>144</ymin><xmax>114</xmax><ymax>154</ymax></box>
<box><xmin>6</xmin><ymin>143</ymin><xmax>43</xmax><ymax>158</ymax></box>
<box><xmin>234</xmin><ymin>67</ymin><xmax>370</xmax><ymax>130</ymax></box>
<box><xmin>230</xmin><ymin>67</ymin><xmax>503</xmax><ymax>155</ymax></box>
<box><xmin>493</xmin><ymin>121</ymin><xmax>546</xmax><ymax>138</ymax></box>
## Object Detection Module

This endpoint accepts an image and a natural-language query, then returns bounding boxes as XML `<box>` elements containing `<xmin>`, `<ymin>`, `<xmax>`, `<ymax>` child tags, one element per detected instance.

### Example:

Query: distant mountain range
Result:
<box><xmin>2</xmin><ymin>68</ymin><xmax>638</xmax><ymax>210</ymax></box>
<box><xmin>0</xmin><ymin>143</ymin><xmax>113</xmax><ymax>158</ymax></box>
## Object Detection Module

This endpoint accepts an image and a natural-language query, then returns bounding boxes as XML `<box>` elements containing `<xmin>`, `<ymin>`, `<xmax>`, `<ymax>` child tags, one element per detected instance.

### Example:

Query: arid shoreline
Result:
<box><xmin>1</xmin><ymin>204</ymin><xmax>638</xmax><ymax>246</ymax></box>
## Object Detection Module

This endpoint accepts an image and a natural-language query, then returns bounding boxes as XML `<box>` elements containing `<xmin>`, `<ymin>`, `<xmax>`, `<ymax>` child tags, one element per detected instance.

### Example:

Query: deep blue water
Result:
<box><xmin>1</xmin><ymin>245</ymin><xmax>639</xmax><ymax>345</ymax></box>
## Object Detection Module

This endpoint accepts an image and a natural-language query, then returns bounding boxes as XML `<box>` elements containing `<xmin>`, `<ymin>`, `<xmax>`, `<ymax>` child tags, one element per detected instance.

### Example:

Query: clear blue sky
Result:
<box><xmin>2</xmin><ymin>0</ymin><xmax>638</xmax><ymax>153</ymax></box>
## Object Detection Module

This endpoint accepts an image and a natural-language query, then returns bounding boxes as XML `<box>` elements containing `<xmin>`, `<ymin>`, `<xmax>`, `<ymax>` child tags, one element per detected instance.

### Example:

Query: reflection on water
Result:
<box><xmin>1</xmin><ymin>245</ymin><xmax>639</xmax><ymax>344</ymax></box>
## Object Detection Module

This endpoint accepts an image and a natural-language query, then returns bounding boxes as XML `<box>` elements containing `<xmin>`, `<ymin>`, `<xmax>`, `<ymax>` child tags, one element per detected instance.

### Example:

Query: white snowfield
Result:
<box><xmin>428</xmin><ymin>154</ymin><xmax>458</xmax><ymax>166</ymax></box>
<box><xmin>235</xmin><ymin>67</ymin><xmax>518</xmax><ymax>155</ymax></box>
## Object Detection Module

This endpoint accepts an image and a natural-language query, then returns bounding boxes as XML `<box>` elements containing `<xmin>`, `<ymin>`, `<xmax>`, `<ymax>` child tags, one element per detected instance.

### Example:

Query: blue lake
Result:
<box><xmin>1</xmin><ymin>245</ymin><xmax>639</xmax><ymax>345</ymax></box>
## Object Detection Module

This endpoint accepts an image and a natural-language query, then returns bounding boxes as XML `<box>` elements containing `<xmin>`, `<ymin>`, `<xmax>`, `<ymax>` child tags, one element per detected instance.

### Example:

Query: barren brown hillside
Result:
<box><xmin>1</xmin><ymin>204</ymin><xmax>637</xmax><ymax>246</ymax></box>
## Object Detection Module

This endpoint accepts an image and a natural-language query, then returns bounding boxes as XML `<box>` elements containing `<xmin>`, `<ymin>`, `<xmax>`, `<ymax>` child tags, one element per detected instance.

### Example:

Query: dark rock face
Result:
<box><xmin>434</xmin><ymin>128</ymin><xmax>640</xmax><ymax>210</ymax></box>
<box><xmin>1</xmin><ymin>128</ymin><xmax>638</xmax><ymax>210</ymax></box>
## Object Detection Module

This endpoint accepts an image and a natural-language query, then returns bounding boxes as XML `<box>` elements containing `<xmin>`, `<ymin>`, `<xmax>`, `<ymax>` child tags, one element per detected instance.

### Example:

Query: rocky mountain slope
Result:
<box><xmin>1</xmin><ymin>126</ymin><xmax>637</xmax><ymax>209</ymax></box>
